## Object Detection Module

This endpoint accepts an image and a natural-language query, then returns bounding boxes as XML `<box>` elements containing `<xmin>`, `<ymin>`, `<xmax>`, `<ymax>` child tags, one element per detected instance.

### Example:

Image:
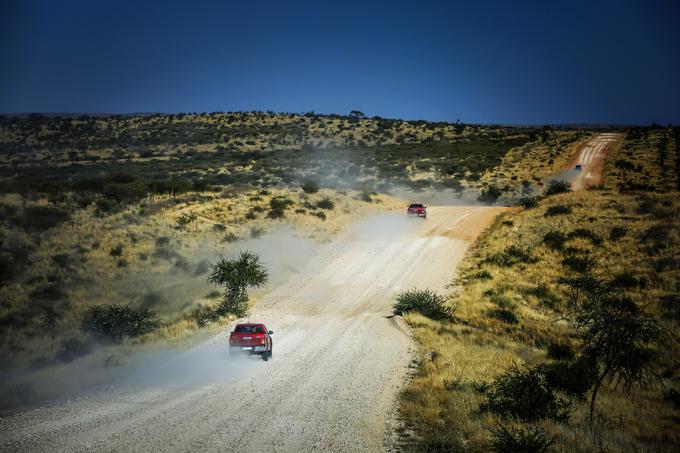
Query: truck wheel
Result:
<box><xmin>262</xmin><ymin>351</ymin><xmax>269</xmax><ymax>362</ymax></box>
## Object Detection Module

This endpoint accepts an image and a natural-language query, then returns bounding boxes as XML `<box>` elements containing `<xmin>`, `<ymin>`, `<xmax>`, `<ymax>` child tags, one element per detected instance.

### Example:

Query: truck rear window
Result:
<box><xmin>409</xmin><ymin>204</ymin><xmax>423</xmax><ymax>208</ymax></box>
<box><xmin>235</xmin><ymin>325</ymin><xmax>263</xmax><ymax>333</ymax></box>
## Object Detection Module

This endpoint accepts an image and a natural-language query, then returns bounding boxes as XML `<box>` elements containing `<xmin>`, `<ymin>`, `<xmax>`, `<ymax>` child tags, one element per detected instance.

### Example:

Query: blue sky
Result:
<box><xmin>1</xmin><ymin>0</ymin><xmax>679</xmax><ymax>124</ymax></box>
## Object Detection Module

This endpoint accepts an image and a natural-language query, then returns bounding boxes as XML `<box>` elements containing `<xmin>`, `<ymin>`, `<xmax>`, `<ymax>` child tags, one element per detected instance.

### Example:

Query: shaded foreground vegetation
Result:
<box><xmin>398</xmin><ymin>127</ymin><xmax>680</xmax><ymax>452</ymax></box>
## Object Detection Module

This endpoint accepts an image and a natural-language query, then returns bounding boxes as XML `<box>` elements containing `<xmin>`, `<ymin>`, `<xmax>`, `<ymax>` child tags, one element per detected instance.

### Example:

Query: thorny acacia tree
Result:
<box><xmin>208</xmin><ymin>250</ymin><xmax>268</xmax><ymax>318</ymax></box>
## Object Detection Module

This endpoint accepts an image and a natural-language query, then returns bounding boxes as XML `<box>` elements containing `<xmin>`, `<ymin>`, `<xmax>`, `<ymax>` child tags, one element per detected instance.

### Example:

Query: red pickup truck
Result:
<box><xmin>407</xmin><ymin>203</ymin><xmax>427</xmax><ymax>218</ymax></box>
<box><xmin>229</xmin><ymin>323</ymin><xmax>273</xmax><ymax>361</ymax></box>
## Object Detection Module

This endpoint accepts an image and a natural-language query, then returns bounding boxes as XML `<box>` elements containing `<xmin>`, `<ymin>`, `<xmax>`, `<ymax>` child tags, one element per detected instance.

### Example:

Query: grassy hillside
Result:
<box><xmin>0</xmin><ymin>112</ymin><xmax>565</xmax><ymax>379</ymax></box>
<box><xmin>398</xmin><ymin>127</ymin><xmax>680</xmax><ymax>452</ymax></box>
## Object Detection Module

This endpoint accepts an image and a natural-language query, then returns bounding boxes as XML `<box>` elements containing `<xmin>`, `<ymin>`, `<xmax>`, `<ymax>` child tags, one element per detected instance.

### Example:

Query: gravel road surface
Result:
<box><xmin>0</xmin><ymin>206</ymin><xmax>504</xmax><ymax>452</ymax></box>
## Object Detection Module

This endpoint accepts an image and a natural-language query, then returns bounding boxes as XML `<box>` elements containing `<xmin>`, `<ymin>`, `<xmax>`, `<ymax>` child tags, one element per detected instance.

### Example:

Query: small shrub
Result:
<box><xmin>155</xmin><ymin>236</ymin><xmax>171</xmax><ymax>247</ymax></box>
<box><xmin>490</xmin><ymin>422</ymin><xmax>554</xmax><ymax>453</ymax></box>
<box><xmin>212</xmin><ymin>223</ymin><xmax>226</xmax><ymax>232</ymax></box>
<box><xmin>224</xmin><ymin>232</ymin><xmax>239</xmax><ymax>243</ymax></box>
<box><xmin>539</xmin><ymin>357</ymin><xmax>597</xmax><ymax>400</ymax></box>
<box><xmin>301</xmin><ymin>180</ymin><xmax>319</xmax><ymax>194</ymax></box>
<box><xmin>660</xmin><ymin>294</ymin><xmax>680</xmax><ymax>320</ymax></box>
<box><xmin>610</xmin><ymin>271</ymin><xmax>639</xmax><ymax>288</ymax></box>
<box><xmin>16</xmin><ymin>206</ymin><xmax>70</xmax><ymax>232</ymax></box>
<box><xmin>544</xmin><ymin>205</ymin><xmax>572</xmax><ymax>217</ymax></box>
<box><xmin>475</xmin><ymin>270</ymin><xmax>493</xmax><ymax>280</ymax></box>
<box><xmin>109</xmin><ymin>244</ymin><xmax>124</xmax><ymax>257</ymax></box>
<box><xmin>81</xmin><ymin>304</ymin><xmax>161</xmax><ymax>342</ymax></box>
<box><xmin>250</xmin><ymin>227</ymin><xmax>264</xmax><ymax>239</ymax></box>
<box><xmin>479</xmin><ymin>185</ymin><xmax>503</xmax><ymax>205</ymax></box>
<box><xmin>542</xmin><ymin>231</ymin><xmax>567</xmax><ymax>250</ymax></box>
<box><xmin>480</xmin><ymin>365</ymin><xmax>570</xmax><ymax>421</ymax></box>
<box><xmin>313</xmin><ymin>211</ymin><xmax>326</xmax><ymax>221</ymax></box>
<box><xmin>487</xmin><ymin>309</ymin><xmax>519</xmax><ymax>324</ymax></box>
<box><xmin>393</xmin><ymin>288</ymin><xmax>454</xmax><ymax>321</ymax></box>
<box><xmin>561</xmin><ymin>255</ymin><xmax>597</xmax><ymax>274</ymax></box>
<box><xmin>546</xmin><ymin>339</ymin><xmax>575</xmax><ymax>360</ymax></box>
<box><xmin>245</xmin><ymin>210</ymin><xmax>257</xmax><ymax>220</ymax></box>
<box><xmin>268</xmin><ymin>197</ymin><xmax>294</xmax><ymax>218</ymax></box>
<box><xmin>568</xmin><ymin>228</ymin><xmax>603</xmax><ymax>246</ymax></box>
<box><xmin>664</xmin><ymin>388</ymin><xmax>680</xmax><ymax>409</ymax></box>
<box><xmin>521</xmin><ymin>284</ymin><xmax>560</xmax><ymax>309</ymax></box>
<box><xmin>544</xmin><ymin>179</ymin><xmax>572</xmax><ymax>196</ymax></box>
<box><xmin>176</xmin><ymin>212</ymin><xmax>197</xmax><ymax>229</ymax></box>
<box><xmin>485</xmin><ymin>245</ymin><xmax>538</xmax><ymax>267</ymax></box>
<box><xmin>518</xmin><ymin>196</ymin><xmax>539</xmax><ymax>208</ymax></box>
<box><xmin>609</xmin><ymin>226</ymin><xmax>627</xmax><ymax>241</ymax></box>
<box><xmin>316</xmin><ymin>196</ymin><xmax>335</xmax><ymax>210</ymax></box>
<box><xmin>502</xmin><ymin>220</ymin><xmax>514</xmax><ymax>226</ymax></box>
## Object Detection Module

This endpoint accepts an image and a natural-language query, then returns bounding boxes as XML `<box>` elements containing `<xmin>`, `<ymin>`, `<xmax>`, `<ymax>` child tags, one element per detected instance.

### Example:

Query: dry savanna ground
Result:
<box><xmin>0</xmin><ymin>112</ymin><xmax>582</xmax><ymax>409</ymax></box>
<box><xmin>397</xmin><ymin>127</ymin><xmax>680</xmax><ymax>452</ymax></box>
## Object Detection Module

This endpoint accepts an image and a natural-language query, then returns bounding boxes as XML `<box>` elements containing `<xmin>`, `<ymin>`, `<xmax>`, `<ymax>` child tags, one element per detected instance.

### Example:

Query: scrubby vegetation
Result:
<box><xmin>398</xmin><ymin>127</ymin><xmax>679</xmax><ymax>452</ymax></box>
<box><xmin>393</xmin><ymin>289</ymin><xmax>454</xmax><ymax>321</ymax></box>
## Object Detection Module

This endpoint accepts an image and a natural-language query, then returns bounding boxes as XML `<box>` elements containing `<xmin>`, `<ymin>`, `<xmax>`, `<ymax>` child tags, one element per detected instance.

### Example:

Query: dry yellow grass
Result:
<box><xmin>398</xmin><ymin>190</ymin><xmax>680</xmax><ymax>451</ymax></box>
<box><xmin>0</xmin><ymin>187</ymin><xmax>403</xmax><ymax>365</ymax></box>
<box><xmin>602</xmin><ymin>128</ymin><xmax>678</xmax><ymax>192</ymax></box>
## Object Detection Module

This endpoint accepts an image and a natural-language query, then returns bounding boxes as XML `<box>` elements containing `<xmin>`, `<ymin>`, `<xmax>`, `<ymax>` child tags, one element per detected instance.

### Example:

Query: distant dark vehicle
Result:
<box><xmin>575</xmin><ymin>164</ymin><xmax>582</xmax><ymax>171</ymax></box>
<box><xmin>229</xmin><ymin>323</ymin><xmax>273</xmax><ymax>361</ymax></box>
<box><xmin>407</xmin><ymin>203</ymin><xmax>427</xmax><ymax>218</ymax></box>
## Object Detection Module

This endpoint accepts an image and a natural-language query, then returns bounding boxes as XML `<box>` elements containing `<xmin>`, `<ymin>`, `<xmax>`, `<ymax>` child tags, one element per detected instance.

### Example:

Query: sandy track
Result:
<box><xmin>567</xmin><ymin>133</ymin><xmax>621</xmax><ymax>190</ymax></box>
<box><xmin>0</xmin><ymin>206</ymin><xmax>505</xmax><ymax>452</ymax></box>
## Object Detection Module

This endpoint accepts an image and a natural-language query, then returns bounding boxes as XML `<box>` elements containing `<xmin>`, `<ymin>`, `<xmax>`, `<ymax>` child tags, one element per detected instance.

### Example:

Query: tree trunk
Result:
<box><xmin>590</xmin><ymin>373</ymin><xmax>605</xmax><ymax>425</ymax></box>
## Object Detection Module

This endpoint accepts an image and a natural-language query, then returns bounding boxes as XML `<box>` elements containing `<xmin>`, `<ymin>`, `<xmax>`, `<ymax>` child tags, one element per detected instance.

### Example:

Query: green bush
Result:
<box><xmin>521</xmin><ymin>284</ymin><xmax>560</xmax><ymax>308</ymax></box>
<box><xmin>109</xmin><ymin>244</ymin><xmax>124</xmax><ymax>257</ymax></box>
<box><xmin>568</xmin><ymin>228</ymin><xmax>603</xmax><ymax>246</ymax></box>
<box><xmin>316</xmin><ymin>196</ymin><xmax>335</xmax><ymax>210</ymax></box>
<box><xmin>542</xmin><ymin>231</ymin><xmax>567</xmax><ymax>250</ymax></box>
<box><xmin>539</xmin><ymin>357</ymin><xmax>597</xmax><ymax>400</ymax></box>
<box><xmin>268</xmin><ymin>197</ymin><xmax>294</xmax><ymax>218</ymax></box>
<box><xmin>16</xmin><ymin>206</ymin><xmax>70</xmax><ymax>232</ymax></box>
<box><xmin>487</xmin><ymin>309</ymin><xmax>519</xmax><ymax>324</ymax></box>
<box><xmin>478</xmin><ymin>185</ymin><xmax>503</xmax><ymax>205</ymax></box>
<box><xmin>485</xmin><ymin>245</ymin><xmax>538</xmax><ymax>267</ymax></box>
<box><xmin>518</xmin><ymin>196</ymin><xmax>539</xmax><ymax>208</ymax></box>
<box><xmin>490</xmin><ymin>422</ymin><xmax>555</xmax><ymax>453</ymax></box>
<box><xmin>609</xmin><ymin>270</ymin><xmax>639</xmax><ymax>288</ymax></box>
<box><xmin>561</xmin><ymin>255</ymin><xmax>597</xmax><ymax>274</ymax></box>
<box><xmin>480</xmin><ymin>365</ymin><xmax>570</xmax><ymax>421</ymax></box>
<box><xmin>393</xmin><ymin>288</ymin><xmax>454</xmax><ymax>321</ymax></box>
<box><xmin>301</xmin><ymin>180</ymin><xmax>319</xmax><ymax>194</ymax></box>
<box><xmin>475</xmin><ymin>269</ymin><xmax>493</xmax><ymax>280</ymax></box>
<box><xmin>544</xmin><ymin>179</ymin><xmax>572</xmax><ymax>196</ymax></box>
<box><xmin>81</xmin><ymin>304</ymin><xmax>161</xmax><ymax>342</ymax></box>
<box><xmin>544</xmin><ymin>205</ymin><xmax>572</xmax><ymax>217</ymax></box>
<box><xmin>609</xmin><ymin>226</ymin><xmax>628</xmax><ymax>241</ymax></box>
<box><xmin>546</xmin><ymin>339</ymin><xmax>575</xmax><ymax>360</ymax></box>
<box><xmin>207</xmin><ymin>250</ymin><xmax>269</xmax><ymax>318</ymax></box>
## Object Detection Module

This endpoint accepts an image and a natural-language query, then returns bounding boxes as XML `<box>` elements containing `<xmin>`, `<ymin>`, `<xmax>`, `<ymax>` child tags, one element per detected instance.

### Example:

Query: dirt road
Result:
<box><xmin>567</xmin><ymin>133</ymin><xmax>621</xmax><ymax>190</ymax></box>
<box><xmin>0</xmin><ymin>206</ymin><xmax>505</xmax><ymax>452</ymax></box>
